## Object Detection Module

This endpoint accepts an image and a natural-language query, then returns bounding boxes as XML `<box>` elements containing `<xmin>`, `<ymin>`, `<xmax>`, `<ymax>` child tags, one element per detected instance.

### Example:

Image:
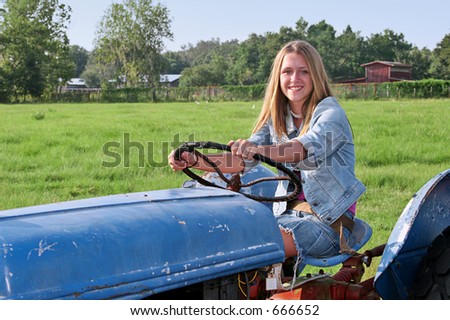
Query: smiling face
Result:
<box><xmin>279</xmin><ymin>52</ymin><xmax>313</xmax><ymax>111</ymax></box>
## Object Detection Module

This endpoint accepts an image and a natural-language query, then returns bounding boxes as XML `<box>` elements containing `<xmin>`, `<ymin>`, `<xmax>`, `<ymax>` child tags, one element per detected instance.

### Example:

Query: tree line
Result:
<box><xmin>81</xmin><ymin>18</ymin><xmax>450</xmax><ymax>89</ymax></box>
<box><xmin>1</xmin><ymin>0</ymin><xmax>449</xmax><ymax>103</ymax></box>
<box><xmin>165</xmin><ymin>20</ymin><xmax>449</xmax><ymax>87</ymax></box>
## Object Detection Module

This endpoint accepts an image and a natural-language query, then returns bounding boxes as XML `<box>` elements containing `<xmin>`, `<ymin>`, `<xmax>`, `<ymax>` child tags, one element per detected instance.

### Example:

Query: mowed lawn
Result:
<box><xmin>1</xmin><ymin>99</ymin><xmax>449</xmax><ymax>275</ymax></box>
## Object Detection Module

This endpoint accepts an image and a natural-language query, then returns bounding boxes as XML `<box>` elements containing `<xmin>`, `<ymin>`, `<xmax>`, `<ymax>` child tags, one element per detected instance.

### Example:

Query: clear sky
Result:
<box><xmin>64</xmin><ymin>0</ymin><xmax>450</xmax><ymax>52</ymax></box>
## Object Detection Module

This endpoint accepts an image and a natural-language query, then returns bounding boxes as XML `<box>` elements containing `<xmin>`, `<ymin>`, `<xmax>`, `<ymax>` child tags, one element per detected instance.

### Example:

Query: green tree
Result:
<box><xmin>334</xmin><ymin>26</ymin><xmax>365</xmax><ymax>81</ymax></box>
<box><xmin>407</xmin><ymin>47</ymin><xmax>433</xmax><ymax>80</ymax></box>
<box><xmin>256</xmin><ymin>32</ymin><xmax>284</xmax><ymax>83</ymax></box>
<box><xmin>176</xmin><ymin>39</ymin><xmax>227</xmax><ymax>68</ymax></box>
<box><xmin>227</xmin><ymin>33</ymin><xmax>265</xmax><ymax>85</ymax></box>
<box><xmin>80</xmin><ymin>50</ymin><xmax>115</xmax><ymax>88</ymax></box>
<box><xmin>179</xmin><ymin>64</ymin><xmax>216</xmax><ymax>87</ymax></box>
<box><xmin>179</xmin><ymin>51</ymin><xmax>230</xmax><ymax>87</ymax></box>
<box><xmin>175</xmin><ymin>39</ymin><xmax>239</xmax><ymax>86</ymax></box>
<box><xmin>306</xmin><ymin>20</ymin><xmax>338</xmax><ymax>79</ymax></box>
<box><xmin>294</xmin><ymin>17</ymin><xmax>309</xmax><ymax>39</ymax></box>
<box><xmin>69</xmin><ymin>45</ymin><xmax>89</xmax><ymax>78</ymax></box>
<box><xmin>94</xmin><ymin>0</ymin><xmax>172</xmax><ymax>92</ymax></box>
<box><xmin>162</xmin><ymin>51</ymin><xmax>190</xmax><ymax>74</ymax></box>
<box><xmin>0</xmin><ymin>60</ymin><xmax>7</xmax><ymax>102</ymax></box>
<box><xmin>0</xmin><ymin>0</ymin><xmax>73</xmax><ymax>101</ymax></box>
<box><xmin>0</xmin><ymin>7</ymin><xmax>6</xmax><ymax>101</ymax></box>
<box><xmin>430</xmin><ymin>33</ymin><xmax>450</xmax><ymax>79</ymax></box>
<box><xmin>364</xmin><ymin>29</ymin><xmax>412</xmax><ymax>63</ymax></box>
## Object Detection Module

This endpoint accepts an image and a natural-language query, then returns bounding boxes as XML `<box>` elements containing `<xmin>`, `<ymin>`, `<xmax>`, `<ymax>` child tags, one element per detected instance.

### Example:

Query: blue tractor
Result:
<box><xmin>1</xmin><ymin>142</ymin><xmax>449</xmax><ymax>300</ymax></box>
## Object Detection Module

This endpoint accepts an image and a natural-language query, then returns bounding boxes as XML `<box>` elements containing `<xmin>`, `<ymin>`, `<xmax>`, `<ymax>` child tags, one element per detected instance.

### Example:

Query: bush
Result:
<box><xmin>333</xmin><ymin>79</ymin><xmax>450</xmax><ymax>100</ymax></box>
<box><xmin>389</xmin><ymin>79</ymin><xmax>450</xmax><ymax>98</ymax></box>
<box><xmin>222</xmin><ymin>84</ymin><xmax>266</xmax><ymax>101</ymax></box>
<box><xmin>10</xmin><ymin>80</ymin><xmax>448</xmax><ymax>103</ymax></box>
<box><xmin>32</xmin><ymin>111</ymin><xmax>45</xmax><ymax>120</ymax></box>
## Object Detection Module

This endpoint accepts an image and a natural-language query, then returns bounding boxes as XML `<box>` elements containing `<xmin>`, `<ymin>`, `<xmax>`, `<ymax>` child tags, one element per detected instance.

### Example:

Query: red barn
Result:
<box><xmin>361</xmin><ymin>61</ymin><xmax>412</xmax><ymax>83</ymax></box>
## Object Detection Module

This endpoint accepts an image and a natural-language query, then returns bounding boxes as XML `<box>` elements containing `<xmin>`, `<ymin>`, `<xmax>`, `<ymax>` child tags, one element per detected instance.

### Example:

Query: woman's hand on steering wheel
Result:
<box><xmin>168</xmin><ymin>149</ymin><xmax>197</xmax><ymax>171</ymax></box>
<box><xmin>228</xmin><ymin>139</ymin><xmax>258</xmax><ymax>161</ymax></box>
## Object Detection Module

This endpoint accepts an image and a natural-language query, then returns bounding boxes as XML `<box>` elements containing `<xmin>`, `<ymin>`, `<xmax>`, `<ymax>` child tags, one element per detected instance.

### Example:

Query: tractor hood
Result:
<box><xmin>0</xmin><ymin>187</ymin><xmax>284</xmax><ymax>299</ymax></box>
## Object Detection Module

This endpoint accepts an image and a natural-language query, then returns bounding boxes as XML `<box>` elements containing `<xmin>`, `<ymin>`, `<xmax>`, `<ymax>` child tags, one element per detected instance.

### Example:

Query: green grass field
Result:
<box><xmin>1</xmin><ymin>99</ymin><xmax>449</xmax><ymax>276</ymax></box>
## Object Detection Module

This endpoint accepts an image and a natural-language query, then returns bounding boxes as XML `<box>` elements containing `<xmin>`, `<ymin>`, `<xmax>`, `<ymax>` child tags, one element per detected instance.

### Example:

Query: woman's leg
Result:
<box><xmin>277</xmin><ymin>211</ymin><xmax>341</xmax><ymax>260</ymax></box>
<box><xmin>280</xmin><ymin>229</ymin><xmax>298</xmax><ymax>258</ymax></box>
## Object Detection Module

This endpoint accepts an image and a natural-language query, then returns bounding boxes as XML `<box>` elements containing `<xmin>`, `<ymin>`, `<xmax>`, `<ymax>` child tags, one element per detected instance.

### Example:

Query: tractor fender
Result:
<box><xmin>374</xmin><ymin>168</ymin><xmax>450</xmax><ymax>299</ymax></box>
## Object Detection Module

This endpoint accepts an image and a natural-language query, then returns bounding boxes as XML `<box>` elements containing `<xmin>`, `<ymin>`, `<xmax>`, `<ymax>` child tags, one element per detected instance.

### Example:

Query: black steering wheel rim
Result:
<box><xmin>174</xmin><ymin>141</ymin><xmax>302</xmax><ymax>202</ymax></box>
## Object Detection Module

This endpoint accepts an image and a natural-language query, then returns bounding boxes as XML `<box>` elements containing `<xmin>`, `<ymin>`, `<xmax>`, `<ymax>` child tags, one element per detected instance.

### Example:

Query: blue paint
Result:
<box><xmin>0</xmin><ymin>187</ymin><xmax>284</xmax><ymax>299</ymax></box>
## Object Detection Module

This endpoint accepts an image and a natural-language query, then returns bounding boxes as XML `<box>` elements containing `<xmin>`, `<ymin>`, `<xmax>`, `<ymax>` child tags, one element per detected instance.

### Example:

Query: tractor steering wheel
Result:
<box><xmin>174</xmin><ymin>141</ymin><xmax>301</xmax><ymax>202</ymax></box>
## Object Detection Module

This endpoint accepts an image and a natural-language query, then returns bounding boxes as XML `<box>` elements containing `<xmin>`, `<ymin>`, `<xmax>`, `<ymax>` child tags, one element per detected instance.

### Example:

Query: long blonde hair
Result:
<box><xmin>253</xmin><ymin>40</ymin><xmax>333</xmax><ymax>138</ymax></box>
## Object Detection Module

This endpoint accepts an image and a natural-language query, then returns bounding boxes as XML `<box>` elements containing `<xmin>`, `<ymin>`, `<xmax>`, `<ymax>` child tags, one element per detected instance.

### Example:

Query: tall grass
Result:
<box><xmin>348</xmin><ymin>100</ymin><xmax>449</xmax><ymax>244</ymax></box>
<box><xmin>1</xmin><ymin>99</ymin><xmax>449</xmax><ymax>276</ymax></box>
<box><xmin>0</xmin><ymin>101</ymin><xmax>260</xmax><ymax>210</ymax></box>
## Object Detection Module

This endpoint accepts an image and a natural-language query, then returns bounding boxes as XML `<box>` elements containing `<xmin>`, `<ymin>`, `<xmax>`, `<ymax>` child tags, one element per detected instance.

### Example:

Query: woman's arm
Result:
<box><xmin>168</xmin><ymin>149</ymin><xmax>245</xmax><ymax>173</ymax></box>
<box><xmin>233</xmin><ymin>139</ymin><xmax>306</xmax><ymax>163</ymax></box>
<box><xmin>256</xmin><ymin>140</ymin><xmax>306</xmax><ymax>163</ymax></box>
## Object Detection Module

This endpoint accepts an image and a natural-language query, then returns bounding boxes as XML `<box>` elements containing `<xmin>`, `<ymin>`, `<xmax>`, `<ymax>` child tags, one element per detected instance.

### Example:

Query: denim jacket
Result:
<box><xmin>247</xmin><ymin>97</ymin><xmax>366</xmax><ymax>223</ymax></box>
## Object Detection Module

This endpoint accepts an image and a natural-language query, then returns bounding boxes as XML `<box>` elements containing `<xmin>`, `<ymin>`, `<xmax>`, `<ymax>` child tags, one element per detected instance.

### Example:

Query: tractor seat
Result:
<box><xmin>297</xmin><ymin>217</ymin><xmax>372</xmax><ymax>274</ymax></box>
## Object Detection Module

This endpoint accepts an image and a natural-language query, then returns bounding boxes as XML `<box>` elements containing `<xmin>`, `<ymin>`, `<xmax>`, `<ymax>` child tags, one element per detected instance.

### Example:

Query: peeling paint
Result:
<box><xmin>173</xmin><ymin>215</ymin><xmax>187</xmax><ymax>225</ymax></box>
<box><xmin>248</xmin><ymin>244</ymin><xmax>264</xmax><ymax>250</ymax></box>
<box><xmin>27</xmin><ymin>240</ymin><xmax>58</xmax><ymax>260</ymax></box>
<box><xmin>3</xmin><ymin>266</ymin><xmax>12</xmax><ymax>294</ymax></box>
<box><xmin>211</xmin><ymin>224</ymin><xmax>230</xmax><ymax>232</ymax></box>
<box><xmin>214</xmin><ymin>261</ymin><xmax>236</xmax><ymax>268</ymax></box>
<box><xmin>161</xmin><ymin>261</ymin><xmax>171</xmax><ymax>275</ymax></box>
<box><xmin>396</xmin><ymin>223</ymin><xmax>411</xmax><ymax>245</ymax></box>
<box><xmin>161</xmin><ymin>267</ymin><xmax>170</xmax><ymax>275</ymax></box>
<box><xmin>2</xmin><ymin>243</ymin><xmax>13</xmax><ymax>258</ymax></box>
<box><xmin>244</xmin><ymin>206</ymin><xmax>256</xmax><ymax>215</ymax></box>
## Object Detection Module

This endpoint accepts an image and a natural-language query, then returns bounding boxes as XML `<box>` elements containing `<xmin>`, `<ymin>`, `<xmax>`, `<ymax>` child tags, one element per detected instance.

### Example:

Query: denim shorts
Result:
<box><xmin>276</xmin><ymin>209</ymin><xmax>352</xmax><ymax>259</ymax></box>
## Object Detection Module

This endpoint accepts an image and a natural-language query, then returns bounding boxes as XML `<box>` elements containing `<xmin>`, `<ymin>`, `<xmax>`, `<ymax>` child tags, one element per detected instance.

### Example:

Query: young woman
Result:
<box><xmin>168</xmin><ymin>40</ymin><xmax>365</xmax><ymax>261</ymax></box>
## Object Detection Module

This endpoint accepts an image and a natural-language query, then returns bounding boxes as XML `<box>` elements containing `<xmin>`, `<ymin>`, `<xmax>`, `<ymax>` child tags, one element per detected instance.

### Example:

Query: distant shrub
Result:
<box><xmin>333</xmin><ymin>79</ymin><xmax>450</xmax><ymax>100</ymax></box>
<box><xmin>32</xmin><ymin>111</ymin><xmax>45</xmax><ymax>120</ymax></box>
<box><xmin>221</xmin><ymin>84</ymin><xmax>266</xmax><ymax>101</ymax></box>
<box><xmin>389</xmin><ymin>79</ymin><xmax>450</xmax><ymax>98</ymax></box>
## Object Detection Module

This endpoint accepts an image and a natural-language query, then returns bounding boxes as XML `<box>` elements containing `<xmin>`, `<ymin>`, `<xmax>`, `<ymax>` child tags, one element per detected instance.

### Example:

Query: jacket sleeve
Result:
<box><xmin>243</xmin><ymin>121</ymin><xmax>272</xmax><ymax>173</ymax></box>
<box><xmin>247</xmin><ymin>120</ymin><xmax>272</xmax><ymax>146</ymax></box>
<box><xmin>294</xmin><ymin>101</ymin><xmax>351</xmax><ymax>170</ymax></box>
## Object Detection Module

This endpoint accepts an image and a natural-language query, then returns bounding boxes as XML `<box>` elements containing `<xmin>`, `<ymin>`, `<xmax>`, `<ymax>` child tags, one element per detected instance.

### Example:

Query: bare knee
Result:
<box><xmin>280</xmin><ymin>229</ymin><xmax>297</xmax><ymax>258</ymax></box>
